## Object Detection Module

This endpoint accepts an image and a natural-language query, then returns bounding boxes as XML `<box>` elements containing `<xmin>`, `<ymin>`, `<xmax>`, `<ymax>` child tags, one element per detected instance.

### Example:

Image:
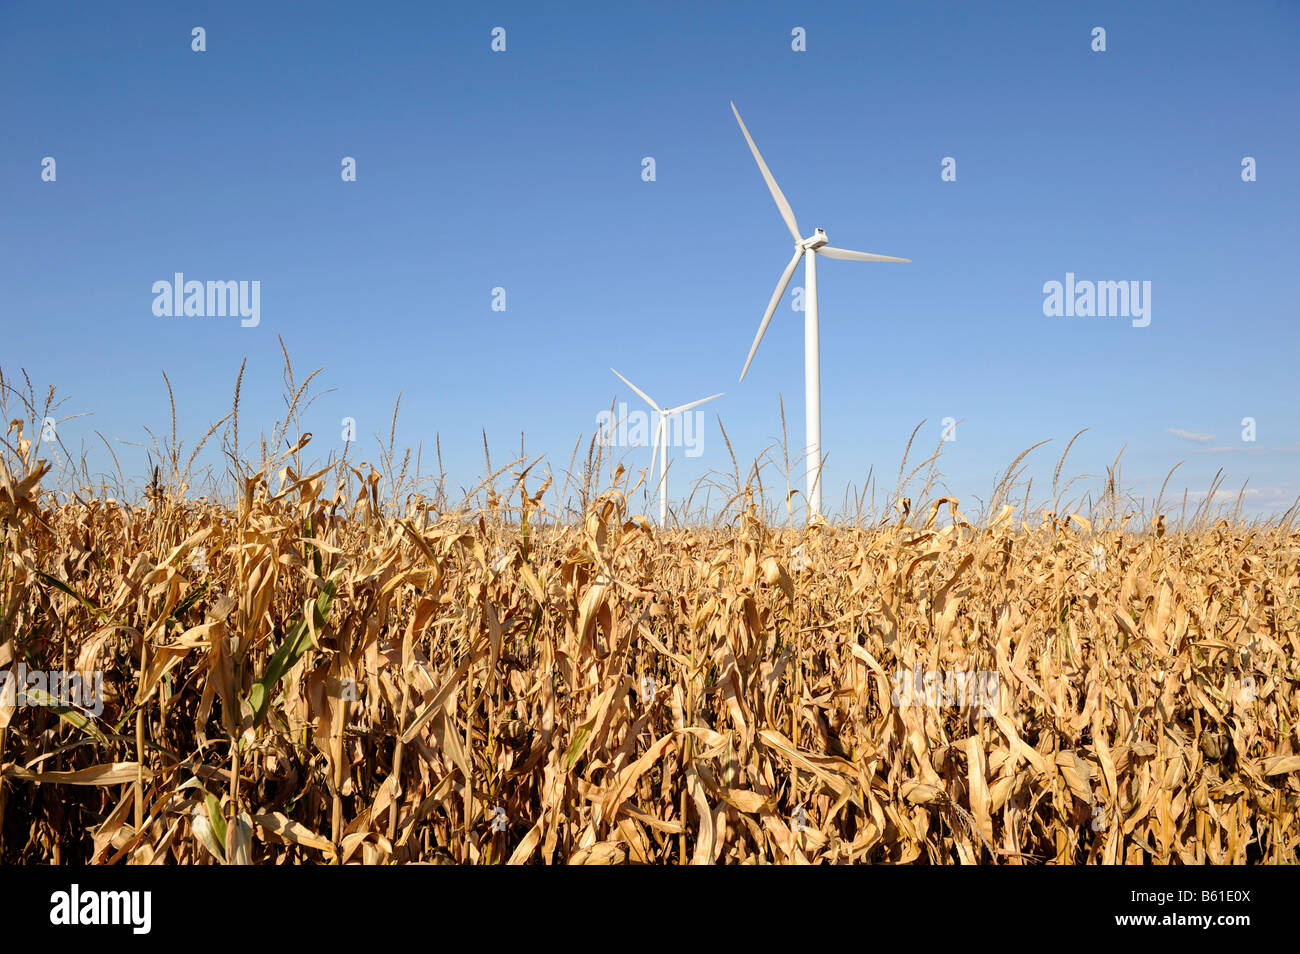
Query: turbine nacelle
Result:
<box><xmin>799</xmin><ymin>228</ymin><xmax>829</xmax><ymax>251</ymax></box>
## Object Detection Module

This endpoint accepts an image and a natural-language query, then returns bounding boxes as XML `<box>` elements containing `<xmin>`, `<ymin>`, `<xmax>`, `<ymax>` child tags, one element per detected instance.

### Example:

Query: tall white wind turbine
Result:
<box><xmin>610</xmin><ymin>368</ymin><xmax>723</xmax><ymax>527</ymax></box>
<box><xmin>731</xmin><ymin>101</ymin><xmax>910</xmax><ymax>519</ymax></box>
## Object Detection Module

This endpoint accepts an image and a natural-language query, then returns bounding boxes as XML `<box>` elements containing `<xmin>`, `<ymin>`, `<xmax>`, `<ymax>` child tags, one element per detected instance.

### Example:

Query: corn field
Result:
<box><xmin>2</xmin><ymin>368</ymin><xmax>1298</xmax><ymax>865</ymax></box>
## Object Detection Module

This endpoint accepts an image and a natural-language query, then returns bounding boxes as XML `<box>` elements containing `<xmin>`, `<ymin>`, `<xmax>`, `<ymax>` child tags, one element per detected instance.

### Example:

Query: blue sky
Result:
<box><xmin>2</xmin><ymin>0</ymin><xmax>1297</xmax><ymax>519</ymax></box>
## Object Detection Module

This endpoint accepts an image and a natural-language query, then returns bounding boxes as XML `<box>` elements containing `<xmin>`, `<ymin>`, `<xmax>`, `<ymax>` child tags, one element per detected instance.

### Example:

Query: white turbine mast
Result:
<box><xmin>610</xmin><ymin>368</ymin><xmax>723</xmax><ymax>527</ymax></box>
<box><xmin>731</xmin><ymin>101</ymin><xmax>910</xmax><ymax>520</ymax></box>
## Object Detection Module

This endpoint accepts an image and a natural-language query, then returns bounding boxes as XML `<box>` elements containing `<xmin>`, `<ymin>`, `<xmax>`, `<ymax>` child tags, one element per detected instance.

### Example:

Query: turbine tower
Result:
<box><xmin>610</xmin><ymin>368</ymin><xmax>723</xmax><ymax>527</ymax></box>
<box><xmin>731</xmin><ymin>101</ymin><xmax>910</xmax><ymax>519</ymax></box>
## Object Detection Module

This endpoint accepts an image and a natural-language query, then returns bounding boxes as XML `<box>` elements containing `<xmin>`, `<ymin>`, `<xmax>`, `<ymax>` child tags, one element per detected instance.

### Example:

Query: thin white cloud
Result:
<box><xmin>1179</xmin><ymin>484</ymin><xmax>1299</xmax><ymax>510</ymax></box>
<box><xmin>1167</xmin><ymin>428</ymin><xmax>1215</xmax><ymax>444</ymax></box>
<box><xmin>1191</xmin><ymin>442</ymin><xmax>1300</xmax><ymax>456</ymax></box>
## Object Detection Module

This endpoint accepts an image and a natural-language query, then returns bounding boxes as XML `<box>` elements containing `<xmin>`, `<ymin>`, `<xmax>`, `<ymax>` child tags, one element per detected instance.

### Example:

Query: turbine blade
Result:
<box><xmin>739</xmin><ymin>249</ymin><xmax>803</xmax><ymax>382</ymax></box>
<box><xmin>818</xmin><ymin>245</ymin><xmax>911</xmax><ymax>263</ymax></box>
<box><xmin>665</xmin><ymin>392</ymin><xmax>725</xmax><ymax>416</ymax></box>
<box><xmin>730</xmin><ymin>102</ymin><xmax>801</xmax><ymax>243</ymax></box>
<box><xmin>610</xmin><ymin>367</ymin><xmax>661</xmax><ymax>413</ymax></box>
<box><xmin>651</xmin><ymin>417</ymin><xmax>663</xmax><ymax>472</ymax></box>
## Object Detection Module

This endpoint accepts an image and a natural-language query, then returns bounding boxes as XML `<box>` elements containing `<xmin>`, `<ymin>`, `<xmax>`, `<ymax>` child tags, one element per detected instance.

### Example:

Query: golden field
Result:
<box><xmin>2</xmin><ymin>373</ymin><xmax>1298</xmax><ymax>864</ymax></box>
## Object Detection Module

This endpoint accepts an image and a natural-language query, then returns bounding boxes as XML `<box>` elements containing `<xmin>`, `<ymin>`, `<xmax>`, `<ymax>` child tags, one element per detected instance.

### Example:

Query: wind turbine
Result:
<box><xmin>610</xmin><ymin>368</ymin><xmax>723</xmax><ymax>526</ymax></box>
<box><xmin>730</xmin><ymin>101</ymin><xmax>910</xmax><ymax>519</ymax></box>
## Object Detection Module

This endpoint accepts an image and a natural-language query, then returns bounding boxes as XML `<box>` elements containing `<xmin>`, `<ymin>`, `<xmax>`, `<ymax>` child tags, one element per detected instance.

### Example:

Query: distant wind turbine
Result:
<box><xmin>610</xmin><ymin>368</ymin><xmax>723</xmax><ymax>526</ymax></box>
<box><xmin>731</xmin><ymin>101</ymin><xmax>910</xmax><ymax>519</ymax></box>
